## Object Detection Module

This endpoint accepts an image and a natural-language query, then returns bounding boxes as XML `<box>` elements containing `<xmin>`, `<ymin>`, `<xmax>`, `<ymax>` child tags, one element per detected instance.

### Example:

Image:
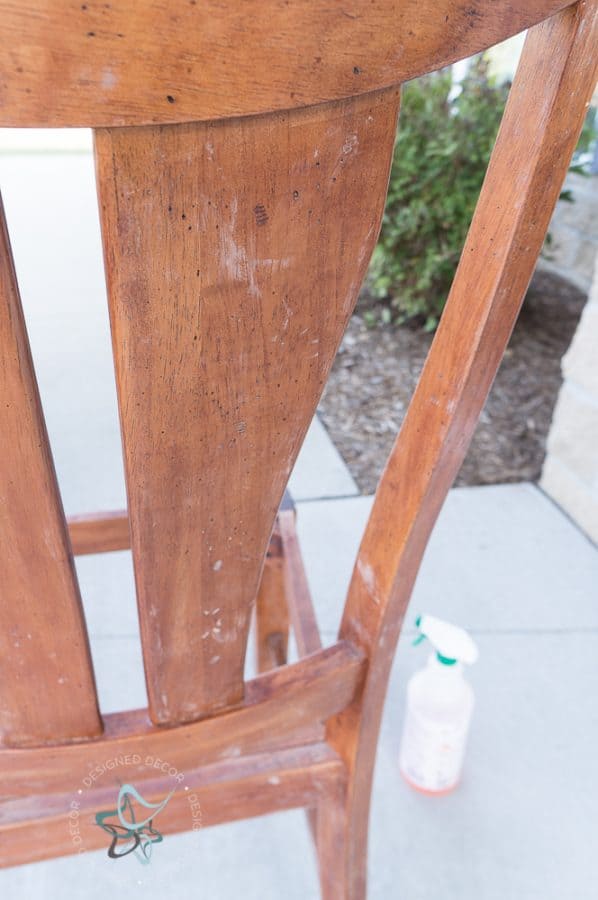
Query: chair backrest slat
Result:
<box><xmin>93</xmin><ymin>88</ymin><xmax>400</xmax><ymax>725</ymax></box>
<box><xmin>0</xmin><ymin>199</ymin><xmax>102</xmax><ymax>748</ymax></box>
<box><xmin>0</xmin><ymin>0</ymin><xmax>572</xmax><ymax>128</ymax></box>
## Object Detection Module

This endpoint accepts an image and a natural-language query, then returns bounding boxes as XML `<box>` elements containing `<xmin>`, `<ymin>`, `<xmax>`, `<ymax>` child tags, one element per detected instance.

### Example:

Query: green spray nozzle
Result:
<box><xmin>412</xmin><ymin>614</ymin><xmax>478</xmax><ymax>666</ymax></box>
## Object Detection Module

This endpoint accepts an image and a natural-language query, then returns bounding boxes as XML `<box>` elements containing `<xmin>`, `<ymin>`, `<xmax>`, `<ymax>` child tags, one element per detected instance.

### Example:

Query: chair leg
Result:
<box><xmin>255</xmin><ymin>554</ymin><xmax>289</xmax><ymax>672</ymax></box>
<box><xmin>315</xmin><ymin>778</ymin><xmax>368</xmax><ymax>900</ymax></box>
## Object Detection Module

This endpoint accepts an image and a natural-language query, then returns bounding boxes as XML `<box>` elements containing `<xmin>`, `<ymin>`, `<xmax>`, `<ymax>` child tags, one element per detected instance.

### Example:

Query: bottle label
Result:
<box><xmin>399</xmin><ymin>706</ymin><xmax>469</xmax><ymax>792</ymax></box>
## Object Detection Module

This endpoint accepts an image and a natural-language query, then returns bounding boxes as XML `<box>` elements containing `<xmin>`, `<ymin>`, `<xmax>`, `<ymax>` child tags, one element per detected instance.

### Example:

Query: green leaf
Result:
<box><xmin>368</xmin><ymin>54</ymin><xmax>590</xmax><ymax>331</ymax></box>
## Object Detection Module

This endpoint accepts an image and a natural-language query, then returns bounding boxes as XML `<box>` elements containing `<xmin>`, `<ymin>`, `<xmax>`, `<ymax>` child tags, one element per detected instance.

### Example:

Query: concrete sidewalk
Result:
<box><xmin>1</xmin><ymin>145</ymin><xmax>597</xmax><ymax>899</ymax></box>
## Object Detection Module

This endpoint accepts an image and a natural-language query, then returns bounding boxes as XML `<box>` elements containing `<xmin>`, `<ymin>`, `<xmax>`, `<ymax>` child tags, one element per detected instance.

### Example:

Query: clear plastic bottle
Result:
<box><xmin>399</xmin><ymin>614</ymin><xmax>478</xmax><ymax>795</ymax></box>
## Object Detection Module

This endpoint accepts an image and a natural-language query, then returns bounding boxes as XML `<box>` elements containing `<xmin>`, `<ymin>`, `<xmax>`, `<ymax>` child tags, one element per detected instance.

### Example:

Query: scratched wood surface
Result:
<box><xmin>0</xmin><ymin>0</ymin><xmax>573</xmax><ymax>127</ymax></box>
<box><xmin>279</xmin><ymin>510</ymin><xmax>322</xmax><ymax>658</ymax></box>
<box><xmin>0</xmin><ymin>642</ymin><xmax>364</xmax><ymax>798</ymax></box>
<box><xmin>1</xmin><ymin>743</ymin><xmax>345</xmax><ymax>868</ymax></box>
<box><xmin>255</xmin><ymin>530</ymin><xmax>289</xmax><ymax>672</ymax></box>
<box><xmin>94</xmin><ymin>87</ymin><xmax>400</xmax><ymax>724</ymax></box>
<box><xmin>1</xmin><ymin>2</ymin><xmax>596</xmax><ymax>895</ymax></box>
<box><xmin>67</xmin><ymin>510</ymin><xmax>130</xmax><ymax>554</ymax></box>
<box><xmin>0</xmin><ymin>198</ymin><xmax>102</xmax><ymax>748</ymax></box>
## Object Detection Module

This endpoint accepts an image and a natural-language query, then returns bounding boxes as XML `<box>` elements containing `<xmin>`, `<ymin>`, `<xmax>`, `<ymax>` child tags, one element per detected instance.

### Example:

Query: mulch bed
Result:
<box><xmin>318</xmin><ymin>270</ymin><xmax>587</xmax><ymax>494</ymax></box>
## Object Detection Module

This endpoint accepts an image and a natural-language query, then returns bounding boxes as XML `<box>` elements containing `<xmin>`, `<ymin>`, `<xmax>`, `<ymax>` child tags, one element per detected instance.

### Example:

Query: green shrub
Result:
<box><xmin>368</xmin><ymin>56</ymin><xmax>508</xmax><ymax>331</ymax></box>
<box><xmin>368</xmin><ymin>57</ymin><xmax>508</xmax><ymax>330</ymax></box>
<box><xmin>367</xmin><ymin>57</ymin><xmax>596</xmax><ymax>331</ymax></box>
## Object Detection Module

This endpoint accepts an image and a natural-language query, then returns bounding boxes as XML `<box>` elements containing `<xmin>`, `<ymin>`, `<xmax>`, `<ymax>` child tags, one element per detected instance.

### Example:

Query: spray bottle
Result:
<box><xmin>399</xmin><ymin>614</ymin><xmax>478</xmax><ymax>795</ymax></box>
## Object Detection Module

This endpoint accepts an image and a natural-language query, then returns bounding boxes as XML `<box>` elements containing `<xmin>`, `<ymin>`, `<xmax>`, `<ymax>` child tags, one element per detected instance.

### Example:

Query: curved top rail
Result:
<box><xmin>0</xmin><ymin>0</ymin><xmax>572</xmax><ymax>127</ymax></box>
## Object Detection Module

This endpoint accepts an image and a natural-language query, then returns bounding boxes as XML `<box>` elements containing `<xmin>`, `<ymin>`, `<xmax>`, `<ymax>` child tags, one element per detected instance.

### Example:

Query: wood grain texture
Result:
<box><xmin>94</xmin><ymin>87</ymin><xmax>399</xmax><ymax>725</ymax></box>
<box><xmin>0</xmin><ymin>743</ymin><xmax>344</xmax><ymax>868</ymax></box>
<box><xmin>255</xmin><ymin>547</ymin><xmax>289</xmax><ymax>672</ymax></box>
<box><xmin>0</xmin><ymin>0</ymin><xmax>573</xmax><ymax>127</ymax></box>
<box><xmin>66</xmin><ymin>509</ymin><xmax>283</xmax><ymax>559</ymax></box>
<box><xmin>279</xmin><ymin>509</ymin><xmax>322</xmax><ymax>657</ymax></box>
<box><xmin>2</xmin><ymin>1</ymin><xmax>595</xmax><ymax>890</ymax></box>
<box><xmin>0</xmin><ymin>197</ymin><xmax>102</xmax><ymax>748</ymax></box>
<box><xmin>315</xmin><ymin>777</ymin><xmax>351</xmax><ymax>899</ymax></box>
<box><xmin>67</xmin><ymin>509</ymin><xmax>130</xmax><ymax>554</ymax></box>
<box><xmin>328</xmin><ymin>4</ymin><xmax>598</xmax><ymax>896</ymax></box>
<box><xmin>0</xmin><ymin>641</ymin><xmax>364</xmax><ymax>799</ymax></box>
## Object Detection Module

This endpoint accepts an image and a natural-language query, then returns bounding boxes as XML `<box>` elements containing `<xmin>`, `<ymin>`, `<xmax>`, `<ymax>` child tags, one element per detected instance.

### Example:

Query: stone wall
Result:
<box><xmin>541</xmin><ymin>251</ymin><xmax>598</xmax><ymax>543</ymax></box>
<box><xmin>539</xmin><ymin>172</ymin><xmax>598</xmax><ymax>293</ymax></box>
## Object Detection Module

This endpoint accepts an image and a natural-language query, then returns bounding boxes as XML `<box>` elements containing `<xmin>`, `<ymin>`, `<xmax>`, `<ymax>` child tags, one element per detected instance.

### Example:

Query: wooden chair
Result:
<box><xmin>0</xmin><ymin>1</ymin><xmax>596</xmax><ymax>895</ymax></box>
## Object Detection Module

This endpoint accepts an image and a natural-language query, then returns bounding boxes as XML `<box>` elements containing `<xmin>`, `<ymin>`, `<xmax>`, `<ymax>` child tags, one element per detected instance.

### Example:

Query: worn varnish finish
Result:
<box><xmin>0</xmin><ymin>0</ymin><xmax>574</xmax><ymax>127</ymax></box>
<box><xmin>1</xmin><ymin>743</ymin><xmax>345</xmax><ymax>868</ymax></box>
<box><xmin>0</xmin><ymin>641</ymin><xmax>364</xmax><ymax>799</ymax></box>
<box><xmin>66</xmin><ymin>508</ymin><xmax>287</xmax><ymax>561</ymax></box>
<box><xmin>0</xmin><ymin>198</ymin><xmax>102</xmax><ymax>748</ymax></box>
<box><xmin>1</xmin><ymin>2</ymin><xmax>596</xmax><ymax>897</ymax></box>
<box><xmin>255</xmin><ymin>522</ymin><xmax>289</xmax><ymax>672</ymax></box>
<box><xmin>327</xmin><ymin>4</ymin><xmax>598</xmax><ymax>896</ymax></box>
<box><xmin>279</xmin><ymin>509</ymin><xmax>322</xmax><ymax>658</ymax></box>
<box><xmin>67</xmin><ymin>509</ymin><xmax>130</xmax><ymax>554</ymax></box>
<box><xmin>94</xmin><ymin>88</ymin><xmax>399</xmax><ymax>725</ymax></box>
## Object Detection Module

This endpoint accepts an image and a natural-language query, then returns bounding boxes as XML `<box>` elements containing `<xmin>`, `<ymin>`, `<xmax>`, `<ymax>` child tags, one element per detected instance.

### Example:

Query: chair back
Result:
<box><xmin>0</xmin><ymin>1</ymin><xmax>596</xmax><ymax>882</ymax></box>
